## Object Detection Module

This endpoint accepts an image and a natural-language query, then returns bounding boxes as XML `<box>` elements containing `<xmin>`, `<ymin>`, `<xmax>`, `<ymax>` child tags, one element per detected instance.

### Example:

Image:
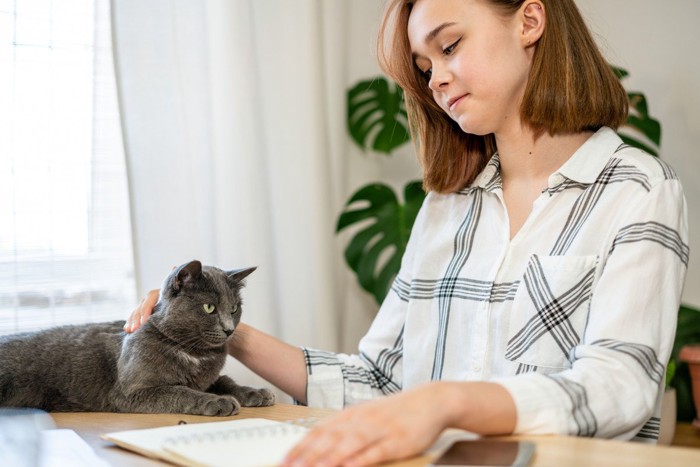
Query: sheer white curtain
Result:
<box><xmin>111</xmin><ymin>0</ymin><xmax>356</xmax><ymax>393</ymax></box>
<box><xmin>0</xmin><ymin>0</ymin><xmax>135</xmax><ymax>335</ymax></box>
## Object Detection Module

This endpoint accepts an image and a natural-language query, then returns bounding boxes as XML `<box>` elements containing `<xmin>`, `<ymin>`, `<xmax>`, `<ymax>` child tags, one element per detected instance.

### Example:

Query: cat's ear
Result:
<box><xmin>227</xmin><ymin>266</ymin><xmax>256</xmax><ymax>283</ymax></box>
<box><xmin>174</xmin><ymin>260</ymin><xmax>203</xmax><ymax>290</ymax></box>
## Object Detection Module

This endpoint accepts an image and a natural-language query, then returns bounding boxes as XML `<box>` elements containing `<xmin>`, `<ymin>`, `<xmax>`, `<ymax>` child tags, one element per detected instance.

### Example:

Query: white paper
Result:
<box><xmin>40</xmin><ymin>429</ymin><xmax>110</xmax><ymax>467</ymax></box>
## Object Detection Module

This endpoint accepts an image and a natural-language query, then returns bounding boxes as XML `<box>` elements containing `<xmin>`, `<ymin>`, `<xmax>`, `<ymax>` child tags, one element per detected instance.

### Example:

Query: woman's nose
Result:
<box><xmin>428</xmin><ymin>64</ymin><xmax>451</xmax><ymax>91</ymax></box>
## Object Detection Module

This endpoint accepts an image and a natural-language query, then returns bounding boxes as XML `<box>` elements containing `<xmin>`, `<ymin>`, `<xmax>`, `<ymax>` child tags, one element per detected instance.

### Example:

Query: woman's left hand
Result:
<box><xmin>282</xmin><ymin>383</ymin><xmax>453</xmax><ymax>467</ymax></box>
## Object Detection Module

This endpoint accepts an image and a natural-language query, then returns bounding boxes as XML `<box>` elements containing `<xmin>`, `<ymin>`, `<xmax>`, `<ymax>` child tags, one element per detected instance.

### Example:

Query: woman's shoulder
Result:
<box><xmin>611</xmin><ymin>143</ymin><xmax>680</xmax><ymax>187</ymax></box>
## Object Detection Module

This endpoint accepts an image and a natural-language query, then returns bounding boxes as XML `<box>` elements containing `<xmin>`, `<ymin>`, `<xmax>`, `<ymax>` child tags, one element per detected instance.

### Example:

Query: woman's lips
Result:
<box><xmin>448</xmin><ymin>94</ymin><xmax>467</xmax><ymax>111</ymax></box>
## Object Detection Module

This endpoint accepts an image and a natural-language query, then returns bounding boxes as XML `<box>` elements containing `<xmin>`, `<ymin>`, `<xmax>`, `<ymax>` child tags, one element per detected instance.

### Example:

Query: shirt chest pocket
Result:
<box><xmin>505</xmin><ymin>254</ymin><xmax>598</xmax><ymax>370</ymax></box>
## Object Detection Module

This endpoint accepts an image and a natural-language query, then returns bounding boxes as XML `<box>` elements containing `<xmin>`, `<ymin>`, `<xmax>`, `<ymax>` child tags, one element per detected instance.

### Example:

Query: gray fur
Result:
<box><xmin>0</xmin><ymin>260</ymin><xmax>274</xmax><ymax>416</ymax></box>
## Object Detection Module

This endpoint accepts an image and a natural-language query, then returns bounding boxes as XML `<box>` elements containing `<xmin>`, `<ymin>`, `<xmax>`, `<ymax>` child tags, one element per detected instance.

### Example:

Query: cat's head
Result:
<box><xmin>155</xmin><ymin>260</ymin><xmax>255</xmax><ymax>348</ymax></box>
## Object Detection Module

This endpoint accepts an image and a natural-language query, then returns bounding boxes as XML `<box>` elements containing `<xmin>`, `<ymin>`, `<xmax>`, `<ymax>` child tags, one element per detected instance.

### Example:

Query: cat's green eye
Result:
<box><xmin>202</xmin><ymin>304</ymin><xmax>216</xmax><ymax>314</ymax></box>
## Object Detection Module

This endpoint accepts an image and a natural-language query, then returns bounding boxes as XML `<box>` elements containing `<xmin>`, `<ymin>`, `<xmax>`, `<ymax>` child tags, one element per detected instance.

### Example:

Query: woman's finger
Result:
<box><xmin>123</xmin><ymin>300</ymin><xmax>140</xmax><ymax>332</ymax></box>
<box><xmin>286</xmin><ymin>421</ymin><xmax>381</xmax><ymax>467</ymax></box>
<box><xmin>140</xmin><ymin>289</ymin><xmax>159</xmax><ymax>323</ymax></box>
<box><xmin>124</xmin><ymin>289</ymin><xmax>159</xmax><ymax>333</ymax></box>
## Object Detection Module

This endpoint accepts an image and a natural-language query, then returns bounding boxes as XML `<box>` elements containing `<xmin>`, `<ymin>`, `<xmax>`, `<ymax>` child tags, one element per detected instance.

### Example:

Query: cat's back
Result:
<box><xmin>0</xmin><ymin>320</ymin><xmax>126</xmax><ymax>410</ymax></box>
<box><xmin>0</xmin><ymin>320</ymin><xmax>125</xmax><ymax>356</ymax></box>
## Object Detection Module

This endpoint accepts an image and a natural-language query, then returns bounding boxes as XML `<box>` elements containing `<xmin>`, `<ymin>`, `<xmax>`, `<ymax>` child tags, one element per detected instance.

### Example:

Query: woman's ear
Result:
<box><xmin>520</xmin><ymin>1</ymin><xmax>545</xmax><ymax>47</ymax></box>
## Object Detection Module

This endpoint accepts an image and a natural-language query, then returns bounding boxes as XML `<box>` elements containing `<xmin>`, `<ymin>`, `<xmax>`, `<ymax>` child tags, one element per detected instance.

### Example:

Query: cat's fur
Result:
<box><xmin>0</xmin><ymin>260</ymin><xmax>274</xmax><ymax>416</ymax></box>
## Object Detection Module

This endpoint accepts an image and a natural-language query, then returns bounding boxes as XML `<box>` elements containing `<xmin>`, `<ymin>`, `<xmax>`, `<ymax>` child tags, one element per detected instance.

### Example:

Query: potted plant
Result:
<box><xmin>674</xmin><ymin>306</ymin><xmax>700</xmax><ymax>425</ymax></box>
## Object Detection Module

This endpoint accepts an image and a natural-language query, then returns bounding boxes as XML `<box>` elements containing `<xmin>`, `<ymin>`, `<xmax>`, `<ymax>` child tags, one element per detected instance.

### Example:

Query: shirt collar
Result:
<box><xmin>472</xmin><ymin>153</ymin><xmax>502</xmax><ymax>192</ymax></box>
<box><xmin>470</xmin><ymin>126</ymin><xmax>622</xmax><ymax>192</ymax></box>
<box><xmin>552</xmin><ymin>126</ymin><xmax>623</xmax><ymax>185</ymax></box>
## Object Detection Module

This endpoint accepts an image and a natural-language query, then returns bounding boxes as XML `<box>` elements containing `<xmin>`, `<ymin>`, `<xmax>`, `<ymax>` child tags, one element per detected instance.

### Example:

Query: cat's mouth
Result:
<box><xmin>202</xmin><ymin>330</ymin><xmax>229</xmax><ymax>347</ymax></box>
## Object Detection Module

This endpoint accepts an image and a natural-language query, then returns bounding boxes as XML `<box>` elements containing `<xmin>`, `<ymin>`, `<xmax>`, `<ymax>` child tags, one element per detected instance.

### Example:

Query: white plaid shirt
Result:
<box><xmin>302</xmin><ymin>127</ymin><xmax>688</xmax><ymax>442</ymax></box>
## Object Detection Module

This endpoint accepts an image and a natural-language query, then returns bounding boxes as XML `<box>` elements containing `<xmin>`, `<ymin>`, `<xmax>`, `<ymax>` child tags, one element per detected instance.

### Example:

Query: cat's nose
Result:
<box><xmin>223</xmin><ymin>327</ymin><xmax>234</xmax><ymax>337</ymax></box>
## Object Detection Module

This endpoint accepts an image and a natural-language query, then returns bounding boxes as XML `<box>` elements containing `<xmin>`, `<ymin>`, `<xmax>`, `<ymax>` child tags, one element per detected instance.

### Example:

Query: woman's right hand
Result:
<box><xmin>124</xmin><ymin>289</ymin><xmax>159</xmax><ymax>333</ymax></box>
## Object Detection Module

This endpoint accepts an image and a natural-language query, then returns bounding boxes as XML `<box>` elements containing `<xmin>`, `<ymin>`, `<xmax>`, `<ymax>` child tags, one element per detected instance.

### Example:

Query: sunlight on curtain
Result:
<box><xmin>0</xmin><ymin>0</ymin><xmax>135</xmax><ymax>335</ymax></box>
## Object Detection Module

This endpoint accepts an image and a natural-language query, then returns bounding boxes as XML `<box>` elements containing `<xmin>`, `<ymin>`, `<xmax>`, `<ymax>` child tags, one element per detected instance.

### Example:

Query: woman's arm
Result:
<box><xmin>283</xmin><ymin>380</ymin><xmax>516</xmax><ymax>467</ymax></box>
<box><xmin>227</xmin><ymin>323</ymin><xmax>308</xmax><ymax>403</ymax></box>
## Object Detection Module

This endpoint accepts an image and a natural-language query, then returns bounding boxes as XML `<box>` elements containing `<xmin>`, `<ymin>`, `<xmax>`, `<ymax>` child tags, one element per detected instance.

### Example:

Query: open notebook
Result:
<box><xmin>101</xmin><ymin>418</ymin><xmax>309</xmax><ymax>467</ymax></box>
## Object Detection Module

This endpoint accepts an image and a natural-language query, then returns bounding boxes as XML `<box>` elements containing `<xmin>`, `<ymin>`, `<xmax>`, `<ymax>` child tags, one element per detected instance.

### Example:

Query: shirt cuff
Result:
<box><xmin>301</xmin><ymin>347</ymin><xmax>345</xmax><ymax>410</ymax></box>
<box><xmin>494</xmin><ymin>373</ymin><xmax>569</xmax><ymax>435</ymax></box>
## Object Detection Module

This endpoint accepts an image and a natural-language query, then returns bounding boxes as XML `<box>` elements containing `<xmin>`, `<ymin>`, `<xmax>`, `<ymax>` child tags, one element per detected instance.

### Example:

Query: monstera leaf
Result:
<box><xmin>347</xmin><ymin>77</ymin><xmax>411</xmax><ymax>154</ymax></box>
<box><xmin>612</xmin><ymin>65</ymin><xmax>662</xmax><ymax>156</ymax></box>
<box><xmin>336</xmin><ymin>181</ymin><xmax>426</xmax><ymax>304</ymax></box>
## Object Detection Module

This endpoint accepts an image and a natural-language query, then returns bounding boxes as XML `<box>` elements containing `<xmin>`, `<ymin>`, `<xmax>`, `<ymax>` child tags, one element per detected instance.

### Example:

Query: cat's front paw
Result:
<box><xmin>239</xmin><ymin>387</ymin><xmax>275</xmax><ymax>407</ymax></box>
<box><xmin>202</xmin><ymin>395</ymin><xmax>241</xmax><ymax>416</ymax></box>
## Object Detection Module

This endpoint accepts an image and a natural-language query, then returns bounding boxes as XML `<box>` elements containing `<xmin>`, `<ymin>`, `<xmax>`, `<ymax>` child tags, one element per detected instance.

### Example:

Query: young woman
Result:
<box><xmin>127</xmin><ymin>1</ymin><xmax>688</xmax><ymax>465</ymax></box>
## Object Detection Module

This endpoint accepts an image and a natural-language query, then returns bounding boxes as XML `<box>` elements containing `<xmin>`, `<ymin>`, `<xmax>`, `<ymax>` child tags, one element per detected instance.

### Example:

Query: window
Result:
<box><xmin>0</xmin><ymin>0</ymin><xmax>136</xmax><ymax>334</ymax></box>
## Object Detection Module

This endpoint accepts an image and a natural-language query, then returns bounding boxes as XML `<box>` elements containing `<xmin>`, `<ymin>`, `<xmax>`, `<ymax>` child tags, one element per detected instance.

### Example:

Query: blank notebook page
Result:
<box><xmin>102</xmin><ymin>418</ymin><xmax>309</xmax><ymax>467</ymax></box>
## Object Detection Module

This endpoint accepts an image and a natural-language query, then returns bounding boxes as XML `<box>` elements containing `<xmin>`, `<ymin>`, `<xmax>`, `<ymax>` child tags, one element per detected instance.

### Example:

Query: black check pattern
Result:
<box><xmin>391</xmin><ymin>276</ymin><xmax>519</xmax><ymax>303</ymax></box>
<box><xmin>505</xmin><ymin>255</ymin><xmax>595</xmax><ymax>362</ymax></box>
<box><xmin>609</xmin><ymin>221</ymin><xmax>689</xmax><ymax>267</ymax></box>
<box><xmin>430</xmin><ymin>191</ymin><xmax>484</xmax><ymax>380</ymax></box>
<box><xmin>591</xmin><ymin>339</ymin><xmax>665</xmax><ymax>384</ymax></box>
<box><xmin>550</xmin><ymin>158</ymin><xmax>650</xmax><ymax>256</ymax></box>
<box><xmin>633</xmin><ymin>417</ymin><xmax>660</xmax><ymax>441</ymax></box>
<box><xmin>515</xmin><ymin>363</ymin><xmax>538</xmax><ymax>374</ymax></box>
<box><xmin>303</xmin><ymin>328</ymin><xmax>404</xmax><ymax>396</ymax></box>
<box><xmin>546</xmin><ymin>374</ymin><xmax>597</xmax><ymax>436</ymax></box>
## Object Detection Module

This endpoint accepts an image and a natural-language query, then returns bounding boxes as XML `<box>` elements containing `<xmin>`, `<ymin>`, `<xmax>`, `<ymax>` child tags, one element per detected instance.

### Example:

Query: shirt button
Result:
<box><xmin>549</xmin><ymin>173</ymin><xmax>564</xmax><ymax>185</ymax></box>
<box><xmin>472</xmin><ymin>363</ymin><xmax>481</xmax><ymax>372</ymax></box>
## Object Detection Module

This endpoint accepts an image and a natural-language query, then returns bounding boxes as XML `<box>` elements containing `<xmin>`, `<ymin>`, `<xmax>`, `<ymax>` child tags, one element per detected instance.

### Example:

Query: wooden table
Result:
<box><xmin>52</xmin><ymin>403</ymin><xmax>700</xmax><ymax>466</ymax></box>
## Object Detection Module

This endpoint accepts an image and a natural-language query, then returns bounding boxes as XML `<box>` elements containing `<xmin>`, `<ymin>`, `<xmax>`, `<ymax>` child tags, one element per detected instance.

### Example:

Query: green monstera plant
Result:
<box><xmin>613</xmin><ymin>66</ymin><xmax>661</xmax><ymax>155</ymax></box>
<box><xmin>338</xmin><ymin>77</ymin><xmax>423</xmax><ymax>305</ymax></box>
<box><xmin>347</xmin><ymin>78</ymin><xmax>411</xmax><ymax>153</ymax></box>
<box><xmin>336</xmin><ymin>181</ymin><xmax>424</xmax><ymax>304</ymax></box>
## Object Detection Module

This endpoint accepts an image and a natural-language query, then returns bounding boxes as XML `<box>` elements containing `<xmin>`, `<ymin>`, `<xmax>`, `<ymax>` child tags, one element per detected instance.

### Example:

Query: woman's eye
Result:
<box><xmin>202</xmin><ymin>304</ymin><xmax>216</xmax><ymax>314</ymax></box>
<box><xmin>443</xmin><ymin>38</ymin><xmax>460</xmax><ymax>56</ymax></box>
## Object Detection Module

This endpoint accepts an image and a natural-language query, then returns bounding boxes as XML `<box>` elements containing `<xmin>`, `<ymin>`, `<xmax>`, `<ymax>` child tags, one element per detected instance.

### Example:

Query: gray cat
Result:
<box><xmin>0</xmin><ymin>260</ymin><xmax>274</xmax><ymax>416</ymax></box>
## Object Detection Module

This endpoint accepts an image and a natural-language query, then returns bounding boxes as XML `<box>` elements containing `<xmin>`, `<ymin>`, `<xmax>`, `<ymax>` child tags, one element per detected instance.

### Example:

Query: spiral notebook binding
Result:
<box><xmin>288</xmin><ymin>417</ymin><xmax>318</xmax><ymax>429</ymax></box>
<box><xmin>163</xmin><ymin>419</ymin><xmax>314</xmax><ymax>447</ymax></box>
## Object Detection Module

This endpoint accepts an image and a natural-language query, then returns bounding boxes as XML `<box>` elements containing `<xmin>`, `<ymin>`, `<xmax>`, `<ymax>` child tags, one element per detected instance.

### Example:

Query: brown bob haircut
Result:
<box><xmin>377</xmin><ymin>0</ymin><xmax>629</xmax><ymax>194</ymax></box>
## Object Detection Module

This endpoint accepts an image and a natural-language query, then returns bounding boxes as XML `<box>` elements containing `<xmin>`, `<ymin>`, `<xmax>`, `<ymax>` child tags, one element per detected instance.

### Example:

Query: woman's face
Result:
<box><xmin>407</xmin><ymin>0</ymin><xmax>533</xmax><ymax>137</ymax></box>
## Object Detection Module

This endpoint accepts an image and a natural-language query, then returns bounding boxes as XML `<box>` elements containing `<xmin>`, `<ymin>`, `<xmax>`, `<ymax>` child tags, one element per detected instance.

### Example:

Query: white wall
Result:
<box><xmin>575</xmin><ymin>0</ymin><xmax>700</xmax><ymax>307</ymax></box>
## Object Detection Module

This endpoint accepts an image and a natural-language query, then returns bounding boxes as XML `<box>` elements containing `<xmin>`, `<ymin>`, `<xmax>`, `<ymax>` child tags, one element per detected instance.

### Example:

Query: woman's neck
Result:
<box><xmin>495</xmin><ymin>127</ymin><xmax>594</xmax><ymax>183</ymax></box>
